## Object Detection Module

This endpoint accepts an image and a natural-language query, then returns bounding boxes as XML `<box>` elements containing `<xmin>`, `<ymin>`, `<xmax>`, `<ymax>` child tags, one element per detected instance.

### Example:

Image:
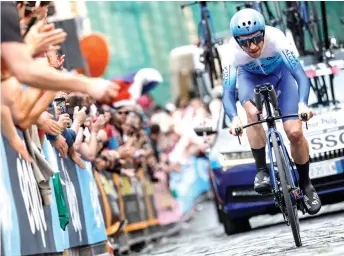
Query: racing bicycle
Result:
<box><xmin>181</xmin><ymin>1</ymin><xmax>223</xmax><ymax>92</ymax></box>
<box><xmin>194</xmin><ymin>83</ymin><xmax>308</xmax><ymax>246</ymax></box>
<box><xmin>284</xmin><ymin>1</ymin><xmax>323</xmax><ymax>60</ymax></box>
<box><xmin>232</xmin><ymin>83</ymin><xmax>308</xmax><ymax>247</ymax></box>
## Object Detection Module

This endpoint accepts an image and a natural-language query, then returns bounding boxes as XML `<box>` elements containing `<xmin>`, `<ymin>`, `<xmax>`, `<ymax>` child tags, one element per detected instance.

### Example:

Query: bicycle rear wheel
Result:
<box><xmin>286</xmin><ymin>2</ymin><xmax>305</xmax><ymax>56</ymax></box>
<box><xmin>203</xmin><ymin>9</ymin><xmax>216</xmax><ymax>89</ymax></box>
<box><xmin>271</xmin><ymin>133</ymin><xmax>302</xmax><ymax>247</ymax></box>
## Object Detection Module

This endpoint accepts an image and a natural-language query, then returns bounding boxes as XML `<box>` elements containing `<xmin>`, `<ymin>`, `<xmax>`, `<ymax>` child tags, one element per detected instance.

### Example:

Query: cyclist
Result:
<box><xmin>222</xmin><ymin>8</ymin><xmax>321</xmax><ymax>215</ymax></box>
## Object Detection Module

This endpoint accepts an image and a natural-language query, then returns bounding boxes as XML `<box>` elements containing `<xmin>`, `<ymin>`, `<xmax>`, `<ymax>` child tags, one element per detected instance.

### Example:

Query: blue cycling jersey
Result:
<box><xmin>221</xmin><ymin>26</ymin><xmax>310</xmax><ymax>120</ymax></box>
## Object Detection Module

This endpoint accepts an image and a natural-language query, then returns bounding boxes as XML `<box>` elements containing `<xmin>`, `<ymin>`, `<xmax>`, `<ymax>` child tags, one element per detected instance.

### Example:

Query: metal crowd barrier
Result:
<box><xmin>0</xmin><ymin>129</ymin><xmax>211</xmax><ymax>255</ymax></box>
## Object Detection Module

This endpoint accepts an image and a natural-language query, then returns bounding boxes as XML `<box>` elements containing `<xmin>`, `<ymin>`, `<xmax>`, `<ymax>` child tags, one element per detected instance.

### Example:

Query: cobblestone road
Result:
<box><xmin>139</xmin><ymin>202</ymin><xmax>344</xmax><ymax>256</ymax></box>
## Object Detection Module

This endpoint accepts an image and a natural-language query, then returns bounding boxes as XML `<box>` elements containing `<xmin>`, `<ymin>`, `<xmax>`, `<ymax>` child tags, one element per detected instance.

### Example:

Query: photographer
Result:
<box><xmin>74</xmin><ymin>113</ymin><xmax>105</xmax><ymax>162</ymax></box>
<box><xmin>45</xmin><ymin>92</ymin><xmax>89</xmax><ymax>169</ymax></box>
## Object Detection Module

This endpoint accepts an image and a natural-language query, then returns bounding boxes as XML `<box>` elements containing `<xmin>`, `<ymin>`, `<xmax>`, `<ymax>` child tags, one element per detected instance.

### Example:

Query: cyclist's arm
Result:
<box><xmin>222</xmin><ymin>63</ymin><xmax>238</xmax><ymax>121</ymax></box>
<box><xmin>275</xmin><ymin>31</ymin><xmax>310</xmax><ymax>105</ymax></box>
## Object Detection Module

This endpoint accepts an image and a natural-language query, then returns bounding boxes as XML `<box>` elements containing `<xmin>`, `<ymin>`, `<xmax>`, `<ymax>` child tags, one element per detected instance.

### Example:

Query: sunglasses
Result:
<box><xmin>236</xmin><ymin>32</ymin><xmax>264</xmax><ymax>48</ymax></box>
<box><xmin>118</xmin><ymin>111</ymin><xmax>130</xmax><ymax>116</ymax></box>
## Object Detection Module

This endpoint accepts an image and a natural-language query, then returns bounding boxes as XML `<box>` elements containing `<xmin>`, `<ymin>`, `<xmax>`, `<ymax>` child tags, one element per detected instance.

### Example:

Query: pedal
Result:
<box><xmin>292</xmin><ymin>188</ymin><xmax>302</xmax><ymax>199</ymax></box>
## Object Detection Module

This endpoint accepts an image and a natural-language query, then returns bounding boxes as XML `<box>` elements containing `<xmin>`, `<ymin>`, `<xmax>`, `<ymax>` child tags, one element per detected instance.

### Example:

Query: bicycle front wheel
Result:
<box><xmin>271</xmin><ymin>133</ymin><xmax>302</xmax><ymax>247</ymax></box>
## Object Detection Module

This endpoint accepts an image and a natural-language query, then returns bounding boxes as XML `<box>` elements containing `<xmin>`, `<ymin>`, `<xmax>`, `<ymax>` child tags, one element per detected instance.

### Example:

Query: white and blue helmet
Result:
<box><xmin>230</xmin><ymin>8</ymin><xmax>265</xmax><ymax>37</ymax></box>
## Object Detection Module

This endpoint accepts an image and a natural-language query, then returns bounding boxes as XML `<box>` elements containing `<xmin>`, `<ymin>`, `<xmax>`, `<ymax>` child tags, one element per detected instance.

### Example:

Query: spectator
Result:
<box><xmin>1</xmin><ymin>105</ymin><xmax>32</xmax><ymax>162</ymax></box>
<box><xmin>149</xmin><ymin>124</ymin><xmax>161</xmax><ymax>161</ymax></box>
<box><xmin>0</xmin><ymin>3</ymin><xmax>216</xmax><ymax>249</ymax></box>
<box><xmin>1</xmin><ymin>1</ymin><xmax>119</xmax><ymax>106</ymax></box>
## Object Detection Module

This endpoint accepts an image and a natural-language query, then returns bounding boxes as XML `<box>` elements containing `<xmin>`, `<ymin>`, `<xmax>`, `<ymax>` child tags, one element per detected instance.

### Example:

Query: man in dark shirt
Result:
<box><xmin>1</xmin><ymin>2</ymin><xmax>23</xmax><ymax>44</ymax></box>
<box><xmin>0</xmin><ymin>3</ymin><xmax>31</xmax><ymax>161</ymax></box>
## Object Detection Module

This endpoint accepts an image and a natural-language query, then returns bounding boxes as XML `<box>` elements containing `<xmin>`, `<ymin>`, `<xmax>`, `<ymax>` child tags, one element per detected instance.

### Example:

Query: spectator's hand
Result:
<box><xmin>73</xmin><ymin>106</ymin><xmax>87</xmax><ymax>124</ymax></box>
<box><xmin>11</xmin><ymin>135</ymin><xmax>33</xmax><ymax>163</ymax></box>
<box><xmin>117</xmin><ymin>146</ymin><xmax>136</xmax><ymax>159</ymax></box>
<box><xmin>55</xmin><ymin>91</ymin><xmax>68</xmax><ymax>100</ymax></box>
<box><xmin>139</xmin><ymin>129</ymin><xmax>147</xmax><ymax>137</ymax></box>
<box><xmin>135</xmin><ymin>149</ymin><xmax>147</xmax><ymax>159</ymax></box>
<box><xmin>121</xmin><ymin>168</ymin><xmax>136</xmax><ymax>178</ymax></box>
<box><xmin>1</xmin><ymin>105</ymin><xmax>32</xmax><ymax>162</ymax></box>
<box><xmin>37</xmin><ymin>112</ymin><xmax>62</xmax><ymax>135</ymax></box>
<box><xmin>87</xmin><ymin>78</ymin><xmax>120</xmax><ymax>104</ymax></box>
<box><xmin>137</xmin><ymin>136</ymin><xmax>147</xmax><ymax>147</ymax></box>
<box><xmin>58</xmin><ymin>113</ymin><xmax>70</xmax><ymax>129</ymax></box>
<box><xmin>57</xmin><ymin>55</ymin><xmax>65</xmax><ymax>69</ymax></box>
<box><xmin>91</xmin><ymin>114</ymin><xmax>105</xmax><ymax>132</ymax></box>
<box><xmin>198</xmin><ymin>143</ymin><xmax>210</xmax><ymax>152</ymax></box>
<box><xmin>97</xmin><ymin>129</ymin><xmax>108</xmax><ymax>145</ymax></box>
<box><xmin>52</xmin><ymin>135</ymin><xmax>68</xmax><ymax>158</ymax></box>
<box><xmin>24</xmin><ymin>20</ymin><xmax>67</xmax><ymax>56</ymax></box>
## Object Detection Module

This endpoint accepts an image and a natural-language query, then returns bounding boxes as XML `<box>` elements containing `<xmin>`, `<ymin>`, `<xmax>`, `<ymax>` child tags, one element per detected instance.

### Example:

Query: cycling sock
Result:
<box><xmin>251</xmin><ymin>147</ymin><xmax>268</xmax><ymax>172</ymax></box>
<box><xmin>296</xmin><ymin>160</ymin><xmax>310</xmax><ymax>187</ymax></box>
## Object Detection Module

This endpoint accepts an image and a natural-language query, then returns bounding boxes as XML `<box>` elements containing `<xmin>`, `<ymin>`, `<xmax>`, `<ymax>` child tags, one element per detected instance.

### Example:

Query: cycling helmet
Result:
<box><xmin>230</xmin><ymin>8</ymin><xmax>265</xmax><ymax>37</ymax></box>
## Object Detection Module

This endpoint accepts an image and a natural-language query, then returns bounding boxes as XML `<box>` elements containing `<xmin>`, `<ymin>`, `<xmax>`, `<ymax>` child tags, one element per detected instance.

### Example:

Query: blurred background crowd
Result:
<box><xmin>1</xmin><ymin>2</ymin><xmax>215</xmax><ymax>254</ymax></box>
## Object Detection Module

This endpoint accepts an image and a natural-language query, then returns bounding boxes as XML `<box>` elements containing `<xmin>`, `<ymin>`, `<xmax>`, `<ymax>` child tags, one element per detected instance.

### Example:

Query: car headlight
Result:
<box><xmin>218</xmin><ymin>151</ymin><xmax>255</xmax><ymax>169</ymax></box>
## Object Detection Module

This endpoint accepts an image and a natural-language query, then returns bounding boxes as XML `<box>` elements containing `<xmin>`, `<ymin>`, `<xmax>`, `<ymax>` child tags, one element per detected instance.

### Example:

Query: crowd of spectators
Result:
<box><xmin>1</xmin><ymin>1</ymin><xmax>211</xmax><ymax>234</ymax></box>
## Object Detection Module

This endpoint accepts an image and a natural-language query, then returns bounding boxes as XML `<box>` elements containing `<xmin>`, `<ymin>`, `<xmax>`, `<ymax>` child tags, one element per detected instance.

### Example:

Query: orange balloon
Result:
<box><xmin>78</xmin><ymin>32</ymin><xmax>110</xmax><ymax>77</ymax></box>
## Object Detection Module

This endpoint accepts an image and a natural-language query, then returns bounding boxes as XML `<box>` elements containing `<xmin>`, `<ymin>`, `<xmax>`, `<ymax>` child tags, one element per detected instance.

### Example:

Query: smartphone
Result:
<box><xmin>54</xmin><ymin>97</ymin><xmax>67</xmax><ymax>114</ymax></box>
<box><xmin>47</xmin><ymin>102</ymin><xmax>56</xmax><ymax>120</ymax></box>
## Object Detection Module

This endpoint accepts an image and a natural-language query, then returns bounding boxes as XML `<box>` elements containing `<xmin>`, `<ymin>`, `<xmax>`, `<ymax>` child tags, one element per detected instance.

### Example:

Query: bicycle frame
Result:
<box><xmin>255</xmin><ymin>87</ymin><xmax>299</xmax><ymax>195</ymax></box>
<box><xmin>233</xmin><ymin>84</ymin><xmax>306</xmax><ymax>246</ymax></box>
<box><xmin>238</xmin><ymin>1</ymin><xmax>285</xmax><ymax>33</ymax></box>
<box><xmin>236</xmin><ymin>84</ymin><xmax>305</xmax><ymax>200</ymax></box>
<box><xmin>199</xmin><ymin>2</ymin><xmax>216</xmax><ymax>46</ymax></box>
<box><xmin>266</xmin><ymin>129</ymin><xmax>299</xmax><ymax>195</ymax></box>
<box><xmin>181</xmin><ymin>1</ymin><xmax>223</xmax><ymax>91</ymax></box>
<box><xmin>253</xmin><ymin>1</ymin><xmax>262</xmax><ymax>12</ymax></box>
<box><xmin>298</xmin><ymin>2</ymin><xmax>310</xmax><ymax>25</ymax></box>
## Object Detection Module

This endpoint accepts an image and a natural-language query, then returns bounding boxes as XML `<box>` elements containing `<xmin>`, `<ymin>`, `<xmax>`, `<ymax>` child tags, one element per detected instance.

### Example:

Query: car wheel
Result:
<box><xmin>223</xmin><ymin>216</ymin><xmax>251</xmax><ymax>235</ymax></box>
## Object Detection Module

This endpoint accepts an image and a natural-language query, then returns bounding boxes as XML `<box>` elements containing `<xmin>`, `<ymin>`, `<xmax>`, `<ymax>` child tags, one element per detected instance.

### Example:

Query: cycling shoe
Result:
<box><xmin>254</xmin><ymin>169</ymin><xmax>272</xmax><ymax>194</ymax></box>
<box><xmin>301</xmin><ymin>183</ymin><xmax>321</xmax><ymax>215</ymax></box>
